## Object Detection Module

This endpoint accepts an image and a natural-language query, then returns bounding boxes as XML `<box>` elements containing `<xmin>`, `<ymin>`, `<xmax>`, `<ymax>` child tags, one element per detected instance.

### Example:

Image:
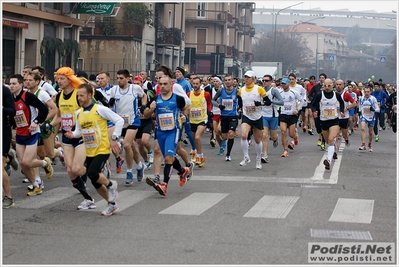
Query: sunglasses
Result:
<box><xmin>262</xmin><ymin>79</ymin><xmax>271</xmax><ymax>82</ymax></box>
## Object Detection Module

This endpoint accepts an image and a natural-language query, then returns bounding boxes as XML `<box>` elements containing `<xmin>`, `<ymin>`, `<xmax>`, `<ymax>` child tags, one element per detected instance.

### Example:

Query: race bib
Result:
<box><xmin>158</xmin><ymin>113</ymin><xmax>175</xmax><ymax>131</ymax></box>
<box><xmin>82</xmin><ymin>128</ymin><xmax>98</xmax><ymax>148</ymax></box>
<box><xmin>61</xmin><ymin>113</ymin><xmax>74</xmax><ymax>131</ymax></box>
<box><xmin>245</xmin><ymin>105</ymin><xmax>256</xmax><ymax>114</ymax></box>
<box><xmin>122</xmin><ymin>115</ymin><xmax>130</xmax><ymax>127</ymax></box>
<box><xmin>222</xmin><ymin>99</ymin><xmax>233</xmax><ymax>111</ymax></box>
<box><xmin>14</xmin><ymin>110</ymin><xmax>29</xmax><ymax>128</ymax></box>
<box><xmin>323</xmin><ymin>108</ymin><xmax>336</xmax><ymax>119</ymax></box>
<box><xmin>363</xmin><ymin>107</ymin><xmax>372</xmax><ymax>115</ymax></box>
<box><xmin>190</xmin><ymin>108</ymin><xmax>203</xmax><ymax>121</ymax></box>
<box><xmin>283</xmin><ymin>104</ymin><xmax>292</xmax><ymax>111</ymax></box>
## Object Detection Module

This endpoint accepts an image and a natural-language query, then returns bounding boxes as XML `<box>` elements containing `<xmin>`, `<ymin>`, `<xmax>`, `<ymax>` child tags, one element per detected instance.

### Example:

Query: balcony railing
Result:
<box><xmin>185</xmin><ymin>43</ymin><xmax>250</xmax><ymax>61</ymax></box>
<box><xmin>156</xmin><ymin>27</ymin><xmax>184</xmax><ymax>46</ymax></box>
<box><xmin>186</xmin><ymin>9</ymin><xmax>234</xmax><ymax>25</ymax></box>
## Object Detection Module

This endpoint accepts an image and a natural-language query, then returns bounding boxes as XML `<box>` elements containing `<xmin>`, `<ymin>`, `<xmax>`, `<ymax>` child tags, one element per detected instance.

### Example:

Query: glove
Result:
<box><xmin>139</xmin><ymin>105</ymin><xmax>146</xmax><ymax>114</ymax></box>
<box><xmin>238</xmin><ymin>111</ymin><xmax>242</xmax><ymax>120</ymax></box>
<box><xmin>218</xmin><ymin>104</ymin><xmax>226</xmax><ymax>110</ymax></box>
<box><xmin>254</xmin><ymin>101</ymin><xmax>262</xmax><ymax>106</ymax></box>
<box><xmin>264</xmin><ymin>96</ymin><xmax>272</xmax><ymax>106</ymax></box>
<box><xmin>369</xmin><ymin>106</ymin><xmax>375</xmax><ymax>112</ymax></box>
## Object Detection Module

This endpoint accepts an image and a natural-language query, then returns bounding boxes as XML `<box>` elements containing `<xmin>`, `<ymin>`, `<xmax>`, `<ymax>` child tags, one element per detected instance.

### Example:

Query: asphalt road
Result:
<box><xmin>3</xmin><ymin>124</ymin><xmax>397</xmax><ymax>265</ymax></box>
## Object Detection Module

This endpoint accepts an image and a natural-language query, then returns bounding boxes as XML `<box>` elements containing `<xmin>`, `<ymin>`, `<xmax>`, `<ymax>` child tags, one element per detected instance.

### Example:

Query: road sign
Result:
<box><xmin>380</xmin><ymin>56</ymin><xmax>387</xmax><ymax>63</ymax></box>
<box><xmin>73</xmin><ymin>3</ymin><xmax>116</xmax><ymax>15</ymax></box>
<box><xmin>328</xmin><ymin>55</ymin><xmax>335</xmax><ymax>61</ymax></box>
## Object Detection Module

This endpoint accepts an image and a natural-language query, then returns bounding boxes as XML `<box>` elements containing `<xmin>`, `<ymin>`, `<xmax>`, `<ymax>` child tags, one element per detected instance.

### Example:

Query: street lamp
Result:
<box><xmin>272</xmin><ymin>2</ymin><xmax>303</xmax><ymax>62</ymax></box>
<box><xmin>288</xmin><ymin>17</ymin><xmax>325</xmax><ymax>73</ymax></box>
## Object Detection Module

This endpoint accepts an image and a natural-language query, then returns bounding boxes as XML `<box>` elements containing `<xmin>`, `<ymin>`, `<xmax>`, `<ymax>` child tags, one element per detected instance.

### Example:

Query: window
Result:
<box><xmin>197</xmin><ymin>28</ymin><xmax>206</xmax><ymax>53</ymax></box>
<box><xmin>197</xmin><ymin>2</ymin><xmax>206</xmax><ymax>17</ymax></box>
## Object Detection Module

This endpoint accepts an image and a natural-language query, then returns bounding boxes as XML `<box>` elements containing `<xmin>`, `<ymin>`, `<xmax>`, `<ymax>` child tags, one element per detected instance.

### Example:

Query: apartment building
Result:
<box><xmin>2</xmin><ymin>2</ymin><xmax>82</xmax><ymax>79</ymax></box>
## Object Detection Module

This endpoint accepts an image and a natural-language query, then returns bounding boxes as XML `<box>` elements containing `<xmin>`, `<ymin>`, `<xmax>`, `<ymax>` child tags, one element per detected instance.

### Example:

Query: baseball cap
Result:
<box><xmin>133</xmin><ymin>75</ymin><xmax>143</xmax><ymax>83</ymax></box>
<box><xmin>281</xmin><ymin>78</ymin><xmax>290</xmax><ymax>84</ymax></box>
<box><xmin>244</xmin><ymin>70</ymin><xmax>256</xmax><ymax>78</ymax></box>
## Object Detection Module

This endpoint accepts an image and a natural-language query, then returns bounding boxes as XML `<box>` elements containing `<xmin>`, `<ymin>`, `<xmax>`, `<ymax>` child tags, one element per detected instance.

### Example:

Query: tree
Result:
<box><xmin>252</xmin><ymin>31</ymin><xmax>312</xmax><ymax>75</ymax></box>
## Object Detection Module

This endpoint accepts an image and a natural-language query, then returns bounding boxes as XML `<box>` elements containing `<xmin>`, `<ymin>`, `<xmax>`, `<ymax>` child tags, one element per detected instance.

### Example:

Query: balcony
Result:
<box><xmin>157</xmin><ymin>27</ymin><xmax>184</xmax><ymax>47</ymax></box>
<box><xmin>185</xmin><ymin>9</ymin><xmax>233</xmax><ymax>26</ymax></box>
<box><xmin>238</xmin><ymin>2</ymin><xmax>256</xmax><ymax>11</ymax></box>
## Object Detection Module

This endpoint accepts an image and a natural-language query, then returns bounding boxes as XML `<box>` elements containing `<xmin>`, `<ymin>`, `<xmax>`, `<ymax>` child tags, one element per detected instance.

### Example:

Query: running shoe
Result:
<box><xmin>187</xmin><ymin>162</ymin><xmax>194</xmax><ymax>180</ymax></box>
<box><xmin>333</xmin><ymin>152</ymin><xmax>338</xmax><ymax>160</ymax></box>
<box><xmin>77</xmin><ymin>199</ymin><xmax>96</xmax><ymax>210</ymax></box>
<box><xmin>125</xmin><ymin>172</ymin><xmax>133</xmax><ymax>184</ymax></box>
<box><xmin>191</xmin><ymin>150</ymin><xmax>197</xmax><ymax>163</ymax></box>
<box><xmin>210</xmin><ymin>139</ymin><xmax>216</xmax><ymax>148</ymax></box>
<box><xmin>27</xmin><ymin>185</ymin><xmax>43</xmax><ymax>196</ymax></box>
<box><xmin>107</xmin><ymin>180</ymin><xmax>118</xmax><ymax>202</ymax></box>
<box><xmin>27</xmin><ymin>180</ymin><xmax>44</xmax><ymax>191</ymax></box>
<box><xmin>144</xmin><ymin>161</ymin><xmax>152</xmax><ymax>171</ymax></box>
<box><xmin>281</xmin><ymin>150</ymin><xmax>289</xmax><ymax>157</ymax></box>
<box><xmin>354</xmin><ymin>125</ymin><xmax>358</xmax><ymax>130</ymax></box>
<box><xmin>102</xmin><ymin>203</ymin><xmax>118</xmax><ymax>216</ymax></box>
<box><xmin>368</xmin><ymin>145</ymin><xmax>373</xmax><ymax>152</ymax></box>
<box><xmin>146</xmin><ymin>176</ymin><xmax>160</xmax><ymax>189</ymax></box>
<box><xmin>273</xmin><ymin>136</ymin><xmax>279</xmax><ymax>148</ymax></box>
<box><xmin>225</xmin><ymin>156</ymin><xmax>231</xmax><ymax>161</ymax></box>
<box><xmin>308</xmin><ymin>129</ymin><xmax>314</xmax><ymax>135</ymax></box>
<box><xmin>288</xmin><ymin>141</ymin><xmax>295</xmax><ymax>150</ymax></box>
<box><xmin>382</xmin><ymin>125</ymin><xmax>386</xmax><ymax>130</ymax></box>
<box><xmin>345</xmin><ymin>139</ymin><xmax>350</xmax><ymax>147</ymax></box>
<box><xmin>323</xmin><ymin>159</ymin><xmax>331</xmax><ymax>170</ymax></box>
<box><xmin>137</xmin><ymin>165</ymin><xmax>144</xmax><ymax>182</ymax></box>
<box><xmin>8</xmin><ymin>149</ymin><xmax>19</xmax><ymax>171</ymax></box>
<box><xmin>317</xmin><ymin>139</ymin><xmax>322</xmax><ymax>146</ymax></box>
<box><xmin>116</xmin><ymin>157</ymin><xmax>124</xmax><ymax>174</ymax></box>
<box><xmin>359</xmin><ymin>145</ymin><xmax>366</xmax><ymax>150</ymax></box>
<box><xmin>217</xmin><ymin>147</ymin><xmax>225</xmax><ymax>155</ymax></box>
<box><xmin>239</xmin><ymin>156</ymin><xmax>251</xmax><ymax>166</ymax></box>
<box><xmin>155</xmin><ymin>182</ymin><xmax>168</xmax><ymax>196</ymax></box>
<box><xmin>256</xmin><ymin>160</ymin><xmax>262</xmax><ymax>170</ymax></box>
<box><xmin>221</xmin><ymin>139</ymin><xmax>227</xmax><ymax>150</ymax></box>
<box><xmin>197</xmin><ymin>157</ymin><xmax>206</xmax><ymax>168</ymax></box>
<box><xmin>179</xmin><ymin>167</ymin><xmax>190</xmax><ymax>186</ymax></box>
<box><xmin>261</xmin><ymin>154</ymin><xmax>269</xmax><ymax>163</ymax></box>
<box><xmin>320</xmin><ymin>143</ymin><xmax>325</xmax><ymax>151</ymax></box>
<box><xmin>294</xmin><ymin>135</ymin><xmax>299</xmax><ymax>145</ymax></box>
<box><xmin>3</xmin><ymin>196</ymin><xmax>14</xmax><ymax>209</ymax></box>
<box><xmin>58</xmin><ymin>147</ymin><xmax>65</xmax><ymax>167</ymax></box>
<box><xmin>43</xmin><ymin>157</ymin><xmax>53</xmax><ymax>179</ymax></box>
<box><xmin>375</xmin><ymin>135</ymin><xmax>379</xmax><ymax>142</ymax></box>
<box><xmin>147</xmin><ymin>151</ymin><xmax>154</xmax><ymax>164</ymax></box>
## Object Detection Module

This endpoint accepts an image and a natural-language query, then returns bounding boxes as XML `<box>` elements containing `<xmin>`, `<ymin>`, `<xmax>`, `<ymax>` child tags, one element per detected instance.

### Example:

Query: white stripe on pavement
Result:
<box><xmin>15</xmin><ymin>187</ymin><xmax>77</xmax><ymax>209</ymax></box>
<box><xmin>159</xmin><ymin>192</ymin><xmax>228</xmax><ymax>215</ymax></box>
<box><xmin>86</xmin><ymin>190</ymin><xmax>156</xmax><ymax>213</ymax></box>
<box><xmin>244</xmin><ymin>195</ymin><xmax>300</xmax><ymax>219</ymax></box>
<box><xmin>329</xmin><ymin>198</ymin><xmax>374</xmax><ymax>224</ymax></box>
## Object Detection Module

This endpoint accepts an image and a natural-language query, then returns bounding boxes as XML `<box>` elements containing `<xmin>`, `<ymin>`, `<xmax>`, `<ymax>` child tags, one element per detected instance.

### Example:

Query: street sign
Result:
<box><xmin>380</xmin><ymin>56</ymin><xmax>387</xmax><ymax>63</ymax></box>
<box><xmin>73</xmin><ymin>3</ymin><xmax>116</xmax><ymax>15</ymax></box>
<box><xmin>328</xmin><ymin>55</ymin><xmax>335</xmax><ymax>61</ymax></box>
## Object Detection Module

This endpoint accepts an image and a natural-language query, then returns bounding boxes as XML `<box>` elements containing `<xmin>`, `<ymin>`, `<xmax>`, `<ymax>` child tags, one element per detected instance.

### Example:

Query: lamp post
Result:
<box><xmin>288</xmin><ymin>17</ymin><xmax>325</xmax><ymax>73</ymax></box>
<box><xmin>272</xmin><ymin>2</ymin><xmax>303</xmax><ymax>62</ymax></box>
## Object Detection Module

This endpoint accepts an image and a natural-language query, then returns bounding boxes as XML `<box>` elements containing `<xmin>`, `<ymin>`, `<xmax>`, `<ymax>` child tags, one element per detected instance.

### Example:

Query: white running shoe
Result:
<box><xmin>77</xmin><ymin>199</ymin><xmax>96</xmax><ymax>210</ymax></box>
<box><xmin>102</xmin><ymin>203</ymin><xmax>119</xmax><ymax>216</ymax></box>
<box><xmin>225</xmin><ymin>156</ymin><xmax>231</xmax><ymax>161</ymax></box>
<box><xmin>256</xmin><ymin>160</ymin><xmax>262</xmax><ymax>169</ymax></box>
<box><xmin>107</xmin><ymin>180</ymin><xmax>118</xmax><ymax>202</ymax></box>
<box><xmin>239</xmin><ymin>156</ymin><xmax>251</xmax><ymax>166</ymax></box>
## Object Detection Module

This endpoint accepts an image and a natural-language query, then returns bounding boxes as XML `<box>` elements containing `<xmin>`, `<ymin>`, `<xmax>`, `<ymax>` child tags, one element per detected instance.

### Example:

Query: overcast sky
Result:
<box><xmin>255</xmin><ymin>1</ymin><xmax>398</xmax><ymax>13</ymax></box>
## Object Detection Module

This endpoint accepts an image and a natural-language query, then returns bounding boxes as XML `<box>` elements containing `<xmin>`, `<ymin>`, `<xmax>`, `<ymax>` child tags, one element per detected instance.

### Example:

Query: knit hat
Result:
<box><xmin>213</xmin><ymin>77</ymin><xmax>222</xmax><ymax>84</ymax></box>
<box><xmin>56</xmin><ymin>67</ymin><xmax>83</xmax><ymax>88</ymax></box>
<box><xmin>175</xmin><ymin>66</ymin><xmax>186</xmax><ymax>76</ymax></box>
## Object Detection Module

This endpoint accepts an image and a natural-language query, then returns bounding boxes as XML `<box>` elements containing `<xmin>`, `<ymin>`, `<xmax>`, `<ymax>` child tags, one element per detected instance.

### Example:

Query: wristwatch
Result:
<box><xmin>111</xmin><ymin>135</ymin><xmax>119</xmax><ymax>141</ymax></box>
<box><xmin>33</xmin><ymin>119</ymin><xmax>38</xmax><ymax>124</ymax></box>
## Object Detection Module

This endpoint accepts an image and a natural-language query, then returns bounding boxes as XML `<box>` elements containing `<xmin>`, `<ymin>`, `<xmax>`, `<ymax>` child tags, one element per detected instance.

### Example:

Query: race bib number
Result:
<box><xmin>323</xmin><ymin>108</ymin><xmax>336</xmax><ymax>118</ymax></box>
<box><xmin>82</xmin><ymin>128</ymin><xmax>98</xmax><ymax>148</ymax></box>
<box><xmin>122</xmin><ymin>115</ymin><xmax>130</xmax><ymax>128</ymax></box>
<box><xmin>190</xmin><ymin>108</ymin><xmax>203</xmax><ymax>121</ymax></box>
<box><xmin>61</xmin><ymin>113</ymin><xmax>74</xmax><ymax>131</ymax></box>
<box><xmin>283</xmin><ymin>104</ymin><xmax>292</xmax><ymax>111</ymax></box>
<box><xmin>14</xmin><ymin>110</ymin><xmax>29</xmax><ymax>128</ymax></box>
<box><xmin>158</xmin><ymin>113</ymin><xmax>175</xmax><ymax>131</ymax></box>
<box><xmin>245</xmin><ymin>105</ymin><xmax>256</xmax><ymax>114</ymax></box>
<box><xmin>363</xmin><ymin>107</ymin><xmax>372</xmax><ymax>115</ymax></box>
<box><xmin>222</xmin><ymin>99</ymin><xmax>233</xmax><ymax>111</ymax></box>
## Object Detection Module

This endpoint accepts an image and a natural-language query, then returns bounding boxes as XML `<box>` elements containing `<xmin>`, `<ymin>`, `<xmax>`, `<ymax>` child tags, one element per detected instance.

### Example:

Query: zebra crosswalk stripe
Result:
<box><xmin>15</xmin><ymin>187</ymin><xmax>76</xmax><ymax>209</ymax></box>
<box><xmin>329</xmin><ymin>198</ymin><xmax>374</xmax><ymax>224</ymax></box>
<box><xmin>244</xmin><ymin>195</ymin><xmax>300</xmax><ymax>219</ymax></box>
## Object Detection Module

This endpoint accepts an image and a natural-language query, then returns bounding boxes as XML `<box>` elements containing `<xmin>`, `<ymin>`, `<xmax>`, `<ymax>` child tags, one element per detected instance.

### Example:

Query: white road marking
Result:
<box><xmin>244</xmin><ymin>195</ymin><xmax>299</xmax><ymax>219</ymax></box>
<box><xmin>15</xmin><ymin>187</ymin><xmax>76</xmax><ymax>209</ymax></box>
<box><xmin>159</xmin><ymin>192</ymin><xmax>228</xmax><ymax>215</ymax></box>
<box><xmin>329</xmin><ymin>198</ymin><xmax>374</xmax><ymax>224</ymax></box>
